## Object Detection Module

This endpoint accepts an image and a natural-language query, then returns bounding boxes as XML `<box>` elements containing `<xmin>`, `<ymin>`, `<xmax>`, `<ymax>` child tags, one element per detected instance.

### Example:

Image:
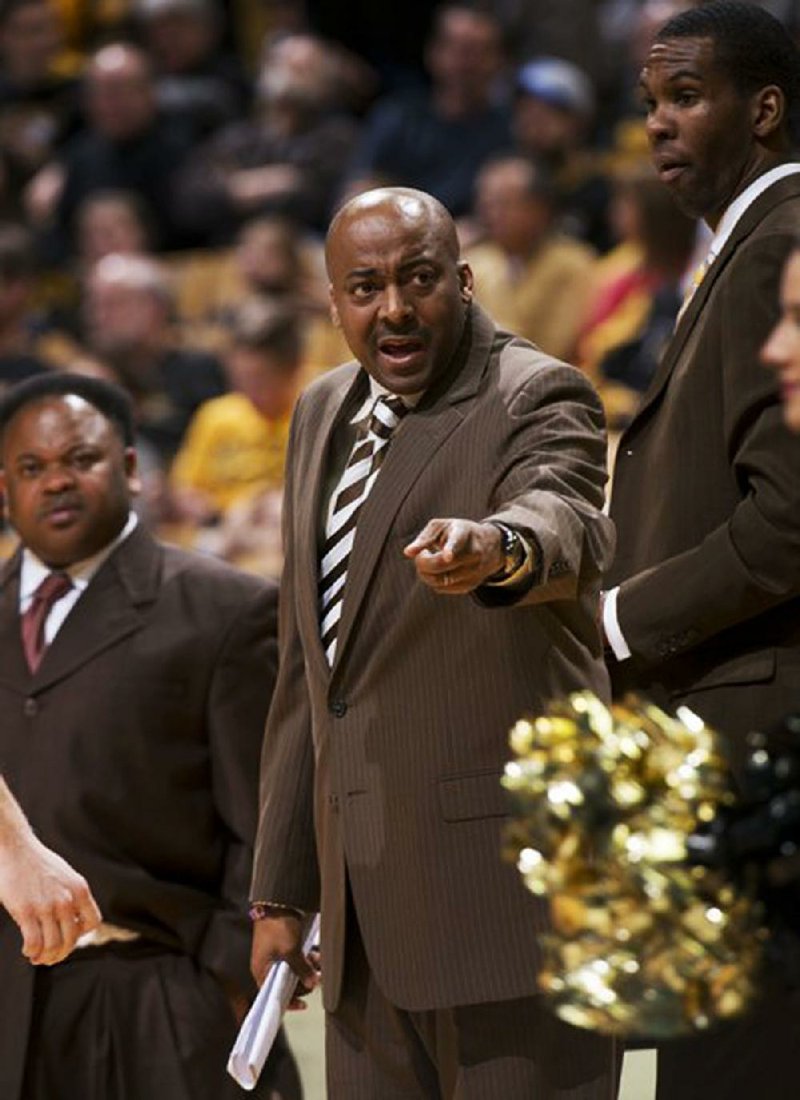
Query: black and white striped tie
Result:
<box><xmin>319</xmin><ymin>394</ymin><xmax>408</xmax><ymax>665</ymax></box>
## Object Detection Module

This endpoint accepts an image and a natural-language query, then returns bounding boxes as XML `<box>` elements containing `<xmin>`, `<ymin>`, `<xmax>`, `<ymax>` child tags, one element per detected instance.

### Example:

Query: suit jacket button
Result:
<box><xmin>330</xmin><ymin>699</ymin><xmax>347</xmax><ymax>718</ymax></box>
<box><xmin>23</xmin><ymin>697</ymin><xmax>38</xmax><ymax>717</ymax></box>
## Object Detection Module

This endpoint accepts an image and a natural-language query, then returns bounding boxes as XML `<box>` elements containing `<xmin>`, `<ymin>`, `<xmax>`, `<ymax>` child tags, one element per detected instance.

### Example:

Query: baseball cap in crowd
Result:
<box><xmin>515</xmin><ymin>57</ymin><xmax>595</xmax><ymax>118</ymax></box>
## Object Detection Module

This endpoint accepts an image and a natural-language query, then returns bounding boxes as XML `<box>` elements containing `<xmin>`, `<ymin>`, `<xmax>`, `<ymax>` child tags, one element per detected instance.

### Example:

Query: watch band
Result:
<box><xmin>489</xmin><ymin>521</ymin><xmax>526</xmax><ymax>581</ymax></box>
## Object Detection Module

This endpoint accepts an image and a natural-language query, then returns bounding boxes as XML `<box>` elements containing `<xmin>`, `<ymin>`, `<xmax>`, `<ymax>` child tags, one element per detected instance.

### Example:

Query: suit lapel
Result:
<box><xmin>624</xmin><ymin>174</ymin><xmax>800</xmax><ymax>432</ymax></box>
<box><xmin>0</xmin><ymin>550</ymin><xmax>29</xmax><ymax>689</ymax></box>
<box><xmin>330</xmin><ymin>305</ymin><xmax>495</xmax><ymax>675</ymax></box>
<box><xmin>28</xmin><ymin>526</ymin><xmax>162</xmax><ymax>693</ymax></box>
<box><xmin>295</xmin><ymin>367</ymin><xmax>365</xmax><ymax>679</ymax></box>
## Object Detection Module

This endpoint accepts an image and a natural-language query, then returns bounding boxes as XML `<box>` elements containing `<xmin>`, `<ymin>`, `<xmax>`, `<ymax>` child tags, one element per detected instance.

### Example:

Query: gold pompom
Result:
<box><xmin>503</xmin><ymin>693</ymin><xmax>766</xmax><ymax>1037</ymax></box>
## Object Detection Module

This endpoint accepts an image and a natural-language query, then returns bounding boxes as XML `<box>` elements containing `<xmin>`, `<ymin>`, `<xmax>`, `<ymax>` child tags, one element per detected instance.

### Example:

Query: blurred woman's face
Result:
<box><xmin>761</xmin><ymin>250</ymin><xmax>800</xmax><ymax>433</ymax></box>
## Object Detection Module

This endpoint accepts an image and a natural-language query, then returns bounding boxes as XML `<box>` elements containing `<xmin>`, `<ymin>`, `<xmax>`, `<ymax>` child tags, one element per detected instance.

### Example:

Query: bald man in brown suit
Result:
<box><xmin>250</xmin><ymin>186</ymin><xmax>619</xmax><ymax>1098</ymax></box>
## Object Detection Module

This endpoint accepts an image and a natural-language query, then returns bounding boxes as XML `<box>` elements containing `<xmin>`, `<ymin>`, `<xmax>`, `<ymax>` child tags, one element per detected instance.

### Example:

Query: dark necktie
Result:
<box><xmin>21</xmin><ymin>571</ymin><xmax>73</xmax><ymax>673</ymax></box>
<box><xmin>318</xmin><ymin>394</ymin><xmax>408</xmax><ymax>665</ymax></box>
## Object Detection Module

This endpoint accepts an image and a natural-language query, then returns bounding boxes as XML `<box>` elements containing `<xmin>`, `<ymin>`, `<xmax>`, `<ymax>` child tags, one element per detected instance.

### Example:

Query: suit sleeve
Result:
<box><xmin>250</xmin><ymin>403</ymin><xmax>320</xmax><ymax>911</ymax></box>
<box><xmin>477</xmin><ymin>357</ymin><xmax>616</xmax><ymax>607</ymax></box>
<box><xmin>616</xmin><ymin>231</ymin><xmax>800</xmax><ymax>665</ymax></box>
<box><xmin>197</xmin><ymin>577</ymin><xmax>279</xmax><ymax>993</ymax></box>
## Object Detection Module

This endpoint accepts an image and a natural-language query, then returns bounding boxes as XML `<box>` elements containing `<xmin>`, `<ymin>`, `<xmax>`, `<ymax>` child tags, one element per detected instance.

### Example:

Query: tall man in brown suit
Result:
<box><xmin>250</xmin><ymin>186</ymin><xmax>619</xmax><ymax>1098</ymax></box>
<box><xmin>602</xmin><ymin>4</ymin><xmax>800</xmax><ymax>1097</ymax></box>
<box><xmin>0</xmin><ymin>373</ymin><xmax>300</xmax><ymax>1099</ymax></box>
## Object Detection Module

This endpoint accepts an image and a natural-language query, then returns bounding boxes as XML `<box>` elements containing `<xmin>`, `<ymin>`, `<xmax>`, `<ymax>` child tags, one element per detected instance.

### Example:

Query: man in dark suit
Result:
<box><xmin>0</xmin><ymin>373</ymin><xmax>300</xmax><ymax>1099</ymax></box>
<box><xmin>250</xmin><ymin>185</ymin><xmax>618</xmax><ymax>1098</ymax></box>
<box><xmin>602</xmin><ymin>4</ymin><xmax>800</xmax><ymax>1097</ymax></box>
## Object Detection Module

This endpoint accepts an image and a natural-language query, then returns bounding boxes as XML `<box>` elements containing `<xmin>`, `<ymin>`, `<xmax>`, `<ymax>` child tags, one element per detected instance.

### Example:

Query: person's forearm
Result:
<box><xmin>0</xmin><ymin>776</ymin><xmax>102</xmax><ymax>965</ymax></box>
<box><xmin>0</xmin><ymin>776</ymin><xmax>36</xmax><ymax>852</ymax></box>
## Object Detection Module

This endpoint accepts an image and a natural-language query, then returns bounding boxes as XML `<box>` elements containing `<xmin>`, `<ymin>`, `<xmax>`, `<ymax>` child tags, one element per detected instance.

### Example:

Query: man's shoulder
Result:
<box><xmin>298</xmin><ymin>361</ymin><xmax>360</xmax><ymax>413</ymax></box>
<box><xmin>738</xmin><ymin>174</ymin><xmax>800</xmax><ymax>240</ymax></box>
<box><xmin>157</xmin><ymin>539</ymin><xmax>276</xmax><ymax>600</ymax></box>
<box><xmin>491</xmin><ymin>329</ymin><xmax>598</xmax><ymax>399</ymax></box>
<box><xmin>119</xmin><ymin>531</ymin><xmax>276</xmax><ymax>617</ymax></box>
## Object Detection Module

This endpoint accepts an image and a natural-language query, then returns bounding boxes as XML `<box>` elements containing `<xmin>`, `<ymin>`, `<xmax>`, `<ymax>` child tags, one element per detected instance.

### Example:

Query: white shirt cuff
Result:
<box><xmin>603</xmin><ymin>586</ymin><xmax>632</xmax><ymax>661</ymax></box>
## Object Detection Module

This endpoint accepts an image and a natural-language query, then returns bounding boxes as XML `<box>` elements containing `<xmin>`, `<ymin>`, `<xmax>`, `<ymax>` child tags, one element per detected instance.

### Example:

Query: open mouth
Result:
<box><xmin>377</xmin><ymin>336</ymin><xmax>427</xmax><ymax>367</ymax></box>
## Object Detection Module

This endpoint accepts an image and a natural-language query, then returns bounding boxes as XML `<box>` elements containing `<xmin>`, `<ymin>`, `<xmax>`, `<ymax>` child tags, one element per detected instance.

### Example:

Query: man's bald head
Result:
<box><xmin>326</xmin><ymin>188</ymin><xmax>460</xmax><ymax>275</ymax></box>
<box><xmin>324</xmin><ymin>187</ymin><xmax>473</xmax><ymax>396</ymax></box>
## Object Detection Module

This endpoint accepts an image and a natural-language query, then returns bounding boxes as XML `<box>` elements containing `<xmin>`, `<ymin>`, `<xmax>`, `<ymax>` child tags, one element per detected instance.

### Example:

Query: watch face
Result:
<box><xmin>493</xmin><ymin>523</ymin><xmax>523</xmax><ymax>578</ymax></box>
<box><xmin>507</xmin><ymin>532</ymin><xmax>524</xmax><ymax>570</ymax></box>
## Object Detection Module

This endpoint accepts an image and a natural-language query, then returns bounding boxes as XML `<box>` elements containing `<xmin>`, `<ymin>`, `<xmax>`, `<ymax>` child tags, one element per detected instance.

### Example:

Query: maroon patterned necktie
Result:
<box><xmin>21</xmin><ymin>572</ymin><xmax>73</xmax><ymax>673</ymax></box>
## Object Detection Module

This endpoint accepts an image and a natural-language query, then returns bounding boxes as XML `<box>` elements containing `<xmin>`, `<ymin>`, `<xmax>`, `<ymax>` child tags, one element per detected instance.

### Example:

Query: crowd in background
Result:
<box><xmin>0</xmin><ymin>0</ymin><xmax>797</xmax><ymax>575</ymax></box>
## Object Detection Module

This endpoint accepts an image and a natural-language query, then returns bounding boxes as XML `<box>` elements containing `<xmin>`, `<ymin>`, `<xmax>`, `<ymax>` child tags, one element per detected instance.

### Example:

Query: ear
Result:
<box><xmin>328</xmin><ymin>284</ymin><xmax>341</xmax><ymax>328</ymax></box>
<box><xmin>458</xmin><ymin>261</ymin><xmax>474</xmax><ymax>305</ymax></box>
<box><xmin>124</xmin><ymin>447</ymin><xmax>142</xmax><ymax>496</ymax></box>
<box><xmin>752</xmin><ymin>85</ymin><xmax>785</xmax><ymax>140</ymax></box>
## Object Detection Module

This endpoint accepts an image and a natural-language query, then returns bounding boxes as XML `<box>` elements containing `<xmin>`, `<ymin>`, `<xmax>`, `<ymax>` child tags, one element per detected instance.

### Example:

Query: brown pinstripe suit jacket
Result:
<box><xmin>606</xmin><ymin>174</ymin><xmax>800</xmax><ymax>766</ymax></box>
<box><xmin>252</xmin><ymin>303</ymin><xmax>614</xmax><ymax>1014</ymax></box>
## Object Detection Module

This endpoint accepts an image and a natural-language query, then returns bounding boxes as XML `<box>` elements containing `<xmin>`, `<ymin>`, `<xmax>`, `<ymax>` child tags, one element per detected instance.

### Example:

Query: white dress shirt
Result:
<box><xmin>18</xmin><ymin>512</ymin><xmax>138</xmax><ymax>646</ymax></box>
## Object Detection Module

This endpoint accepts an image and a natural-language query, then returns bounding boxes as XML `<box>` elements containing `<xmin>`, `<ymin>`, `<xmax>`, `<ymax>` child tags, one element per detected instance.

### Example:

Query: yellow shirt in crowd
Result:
<box><xmin>170</xmin><ymin>393</ymin><xmax>291</xmax><ymax>513</ymax></box>
<box><xmin>465</xmin><ymin>235</ymin><xmax>597</xmax><ymax>363</ymax></box>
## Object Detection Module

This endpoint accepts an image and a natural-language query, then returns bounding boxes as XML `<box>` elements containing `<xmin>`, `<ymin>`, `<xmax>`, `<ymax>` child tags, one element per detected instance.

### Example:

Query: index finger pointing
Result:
<box><xmin>404</xmin><ymin>520</ymin><xmax>445</xmax><ymax>558</ymax></box>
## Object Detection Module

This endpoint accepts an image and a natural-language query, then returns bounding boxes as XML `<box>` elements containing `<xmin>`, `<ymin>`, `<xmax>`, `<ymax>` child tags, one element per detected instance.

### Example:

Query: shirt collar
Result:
<box><xmin>706</xmin><ymin>162</ymin><xmax>800</xmax><ymax>265</ymax></box>
<box><xmin>20</xmin><ymin>511</ymin><xmax>138</xmax><ymax>602</ymax></box>
<box><xmin>350</xmin><ymin>377</ymin><xmax>424</xmax><ymax>426</ymax></box>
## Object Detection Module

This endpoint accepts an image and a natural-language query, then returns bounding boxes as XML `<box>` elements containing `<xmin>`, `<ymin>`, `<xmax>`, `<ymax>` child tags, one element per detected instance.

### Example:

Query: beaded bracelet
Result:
<box><xmin>249</xmin><ymin>900</ymin><xmax>304</xmax><ymax>921</ymax></box>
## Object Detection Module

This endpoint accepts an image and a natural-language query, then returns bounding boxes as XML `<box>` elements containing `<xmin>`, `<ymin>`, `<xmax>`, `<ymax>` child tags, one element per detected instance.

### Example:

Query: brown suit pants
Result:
<box><xmin>326</xmin><ymin>901</ymin><xmax>620</xmax><ymax>1100</ymax></box>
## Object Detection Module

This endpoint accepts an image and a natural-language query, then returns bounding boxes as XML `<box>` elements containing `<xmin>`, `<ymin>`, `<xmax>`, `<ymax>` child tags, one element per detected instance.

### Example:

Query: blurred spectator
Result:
<box><xmin>512</xmin><ymin>56</ymin><xmax>613</xmax><ymax>252</ymax></box>
<box><xmin>21</xmin><ymin>189</ymin><xmax>155</xmax><ymax>357</ymax></box>
<box><xmin>173</xmin><ymin>214</ymin><xmax>314</xmax><ymax>323</ymax></box>
<box><xmin>74</xmin><ymin>187</ymin><xmax>154</xmax><ymax>266</ymax></box>
<box><xmin>0</xmin><ymin>222</ymin><xmax>50</xmax><ymax>391</ymax></box>
<box><xmin>132</xmin><ymin>0</ymin><xmax>252</xmax><ymax>141</ymax></box>
<box><xmin>82</xmin><ymin>252</ymin><xmax>226</xmax><ymax>461</ymax></box>
<box><xmin>168</xmin><ymin>213</ymin><xmax>349</xmax><ymax>369</ymax></box>
<box><xmin>0</xmin><ymin>0</ymin><xmax>82</xmax><ymax>210</ymax></box>
<box><xmin>466</xmin><ymin>154</ymin><xmax>596</xmax><ymax>360</ymax></box>
<box><xmin>170</xmin><ymin>297</ymin><xmax>302</xmax><ymax>524</ymax></box>
<box><xmin>26</xmin><ymin>42</ymin><xmax>195</xmax><ymax>262</ymax></box>
<box><xmin>493</xmin><ymin>0</ymin><xmax>603</xmax><ymax>82</ymax></box>
<box><xmin>577</xmin><ymin>168</ymin><xmax>698</xmax><ymax>427</ymax></box>
<box><xmin>344</xmin><ymin>3</ymin><xmax>512</xmax><ymax>219</ymax></box>
<box><xmin>173</xmin><ymin>31</ymin><xmax>359</xmax><ymax>242</ymax></box>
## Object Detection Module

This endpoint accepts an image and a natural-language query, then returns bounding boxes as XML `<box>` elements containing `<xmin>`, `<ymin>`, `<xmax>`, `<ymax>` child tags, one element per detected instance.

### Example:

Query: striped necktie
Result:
<box><xmin>21</xmin><ymin>571</ymin><xmax>73</xmax><ymax>673</ymax></box>
<box><xmin>319</xmin><ymin>394</ymin><xmax>408</xmax><ymax>665</ymax></box>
